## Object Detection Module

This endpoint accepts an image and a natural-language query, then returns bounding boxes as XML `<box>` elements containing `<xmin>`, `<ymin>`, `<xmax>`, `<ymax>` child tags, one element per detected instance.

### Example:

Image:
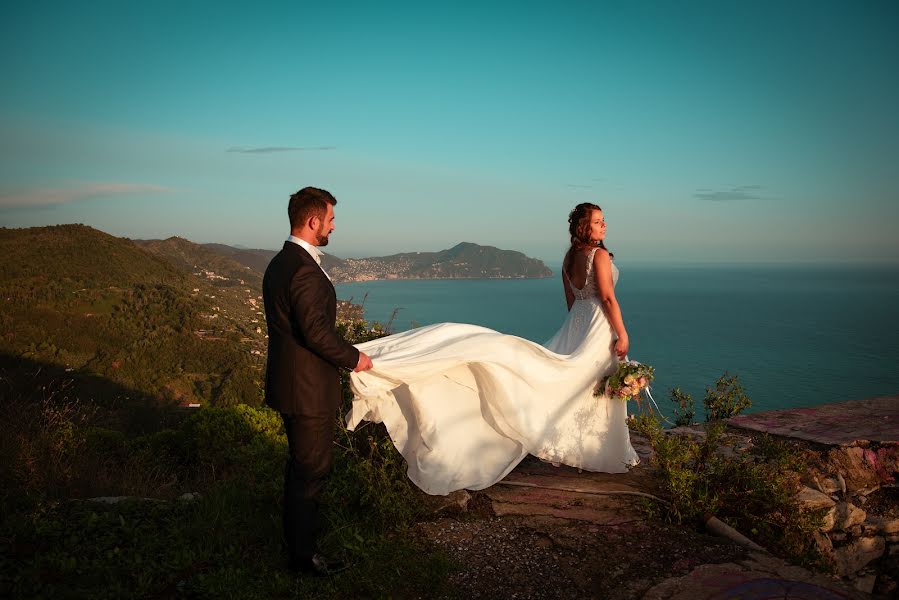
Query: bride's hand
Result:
<box><xmin>614</xmin><ymin>335</ymin><xmax>629</xmax><ymax>359</ymax></box>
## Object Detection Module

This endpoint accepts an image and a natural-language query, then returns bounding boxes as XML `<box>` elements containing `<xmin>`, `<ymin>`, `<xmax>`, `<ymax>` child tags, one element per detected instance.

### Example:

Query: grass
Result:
<box><xmin>0</xmin><ymin>327</ymin><xmax>457</xmax><ymax>598</ymax></box>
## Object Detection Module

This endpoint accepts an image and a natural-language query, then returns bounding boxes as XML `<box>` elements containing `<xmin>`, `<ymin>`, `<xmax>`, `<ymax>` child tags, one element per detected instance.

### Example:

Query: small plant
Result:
<box><xmin>668</xmin><ymin>387</ymin><xmax>695</xmax><ymax>426</ymax></box>
<box><xmin>703</xmin><ymin>372</ymin><xmax>751</xmax><ymax>421</ymax></box>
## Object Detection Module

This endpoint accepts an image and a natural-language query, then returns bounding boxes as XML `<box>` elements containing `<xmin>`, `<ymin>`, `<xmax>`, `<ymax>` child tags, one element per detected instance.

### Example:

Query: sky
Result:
<box><xmin>1</xmin><ymin>0</ymin><xmax>898</xmax><ymax>264</ymax></box>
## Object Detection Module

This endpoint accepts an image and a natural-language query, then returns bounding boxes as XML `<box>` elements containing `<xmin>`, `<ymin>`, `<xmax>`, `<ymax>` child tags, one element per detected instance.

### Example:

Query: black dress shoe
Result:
<box><xmin>293</xmin><ymin>553</ymin><xmax>348</xmax><ymax>576</ymax></box>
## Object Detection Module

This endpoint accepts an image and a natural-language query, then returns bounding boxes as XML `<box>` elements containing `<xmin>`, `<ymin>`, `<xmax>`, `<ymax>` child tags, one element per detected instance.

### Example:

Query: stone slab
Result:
<box><xmin>643</xmin><ymin>552</ymin><xmax>868</xmax><ymax>600</ymax></box>
<box><xmin>728</xmin><ymin>395</ymin><xmax>899</xmax><ymax>446</ymax></box>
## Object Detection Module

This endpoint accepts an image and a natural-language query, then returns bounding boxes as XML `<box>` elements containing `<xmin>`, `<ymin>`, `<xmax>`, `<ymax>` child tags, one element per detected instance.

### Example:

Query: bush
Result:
<box><xmin>631</xmin><ymin>413</ymin><xmax>829</xmax><ymax>570</ymax></box>
<box><xmin>668</xmin><ymin>372</ymin><xmax>752</xmax><ymax>425</ymax></box>
<box><xmin>668</xmin><ymin>387</ymin><xmax>695</xmax><ymax>426</ymax></box>
<box><xmin>704</xmin><ymin>372</ymin><xmax>751</xmax><ymax>422</ymax></box>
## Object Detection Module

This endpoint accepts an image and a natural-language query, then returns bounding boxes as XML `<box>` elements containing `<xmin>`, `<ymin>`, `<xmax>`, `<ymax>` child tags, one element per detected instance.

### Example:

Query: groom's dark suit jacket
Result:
<box><xmin>263</xmin><ymin>241</ymin><xmax>359</xmax><ymax>415</ymax></box>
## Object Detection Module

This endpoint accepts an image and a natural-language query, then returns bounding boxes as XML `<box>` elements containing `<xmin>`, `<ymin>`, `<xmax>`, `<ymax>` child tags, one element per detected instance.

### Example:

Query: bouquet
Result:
<box><xmin>596</xmin><ymin>359</ymin><xmax>655</xmax><ymax>402</ymax></box>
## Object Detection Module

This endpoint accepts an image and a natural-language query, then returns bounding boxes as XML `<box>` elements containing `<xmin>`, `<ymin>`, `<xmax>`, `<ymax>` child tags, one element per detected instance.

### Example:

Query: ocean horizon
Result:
<box><xmin>336</xmin><ymin>262</ymin><xmax>899</xmax><ymax>419</ymax></box>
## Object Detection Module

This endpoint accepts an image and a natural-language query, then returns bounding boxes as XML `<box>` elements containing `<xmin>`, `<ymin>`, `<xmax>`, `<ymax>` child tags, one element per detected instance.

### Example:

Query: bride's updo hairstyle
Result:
<box><xmin>567</xmin><ymin>202</ymin><xmax>613</xmax><ymax>254</ymax></box>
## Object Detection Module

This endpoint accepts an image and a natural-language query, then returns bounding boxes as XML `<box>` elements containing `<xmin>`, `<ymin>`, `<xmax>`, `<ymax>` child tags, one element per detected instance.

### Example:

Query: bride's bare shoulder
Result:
<box><xmin>592</xmin><ymin>247</ymin><xmax>611</xmax><ymax>263</ymax></box>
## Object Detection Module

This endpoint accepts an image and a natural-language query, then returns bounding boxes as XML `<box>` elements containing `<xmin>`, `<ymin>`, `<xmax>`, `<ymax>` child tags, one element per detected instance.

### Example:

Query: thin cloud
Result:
<box><xmin>566</xmin><ymin>184</ymin><xmax>594</xmax><ymax>189</ymax></box>
<box><xmin>0</xmin><ymin>182</ymin><xmax>171</xmax><ymax>209</ymax></box>
<box><xmin>226</xmin><ymin>146</ymin><xmax>336</xmax><ymax>154</ymax></box>
<box><xmin>695</xmin><ymin>185</ymin><xmax>767</xmax><ymax>202</ymax></box>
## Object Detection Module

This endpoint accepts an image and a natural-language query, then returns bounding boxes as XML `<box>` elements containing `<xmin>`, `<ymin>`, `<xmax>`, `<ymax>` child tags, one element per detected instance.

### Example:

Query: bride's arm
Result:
<box><xmin>594</xmin><ymin>250</ymin><xmax>629</xmax><ymax>358</ymax></box>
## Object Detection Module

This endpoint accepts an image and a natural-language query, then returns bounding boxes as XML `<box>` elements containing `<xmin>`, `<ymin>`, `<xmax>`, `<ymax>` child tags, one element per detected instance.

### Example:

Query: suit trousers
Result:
<box><xmin>280</xmin><ymin>411</ymin><xmax>334</xmax><ymax>565</ymax></box>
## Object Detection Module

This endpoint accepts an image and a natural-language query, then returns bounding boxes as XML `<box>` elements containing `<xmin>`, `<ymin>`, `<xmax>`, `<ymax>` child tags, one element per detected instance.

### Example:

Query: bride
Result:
<box><xmin>346</xmin><ymin>203</ymin><xmax>639</xmax><ymax>495</ymax></box>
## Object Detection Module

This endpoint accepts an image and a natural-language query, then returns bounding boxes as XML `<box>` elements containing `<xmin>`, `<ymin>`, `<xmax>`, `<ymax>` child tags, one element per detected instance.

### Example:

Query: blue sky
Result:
<box><xmin>2</xmin><ymin>0</ymin><xmax>897</xmax><ymax>263</ymax></box>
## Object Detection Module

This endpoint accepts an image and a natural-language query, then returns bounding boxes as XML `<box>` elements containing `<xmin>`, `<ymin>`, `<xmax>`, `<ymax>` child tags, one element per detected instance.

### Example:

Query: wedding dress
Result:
<box><xmin>346</xmin><ymin>247</ymin><xmax>639</xmax><ymax>495</ymax></box>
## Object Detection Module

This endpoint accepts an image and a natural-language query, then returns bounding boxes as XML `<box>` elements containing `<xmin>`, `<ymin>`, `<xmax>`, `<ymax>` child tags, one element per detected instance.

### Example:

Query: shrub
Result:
<box><xmin>631</xmin><ymin>414</ymin><xmax>828</xmax><ymax>570</ymax></box>
<box><xmin>704</xmin><ymin>372</ymin><xmax>751</xmax><ymax>422</ymax></box>
<box><xmin>668</xmin><ymin>387</ymin><xmax>695</xmax><ymax>426</ymax></box>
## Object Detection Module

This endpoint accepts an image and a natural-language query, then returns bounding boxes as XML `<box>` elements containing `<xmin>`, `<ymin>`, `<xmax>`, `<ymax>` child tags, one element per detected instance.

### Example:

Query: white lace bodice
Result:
<box><xmin>568</xmin><ymin>247</ymin><xmax>617</xmax><ymax>302</ymax></box>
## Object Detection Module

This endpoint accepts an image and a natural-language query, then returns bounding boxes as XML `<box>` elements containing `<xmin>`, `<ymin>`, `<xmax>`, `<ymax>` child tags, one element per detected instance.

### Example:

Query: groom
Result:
<box><xmin>263</xmin><ymin>186</ymin><xmax>373</xmax><ymax>576</ymax></box>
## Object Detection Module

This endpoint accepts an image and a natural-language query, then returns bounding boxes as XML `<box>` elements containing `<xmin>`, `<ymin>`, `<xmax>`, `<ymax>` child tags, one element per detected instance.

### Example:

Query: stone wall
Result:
<box><xmin>798</xmin><ymin>442</ymin><xmax>899</xmax><ymax>595</ymax></box>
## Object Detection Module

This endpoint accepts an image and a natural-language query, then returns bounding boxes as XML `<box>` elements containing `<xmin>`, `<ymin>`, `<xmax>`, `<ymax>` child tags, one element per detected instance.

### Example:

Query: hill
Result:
<box><xmin>331</xmin><ymin>242</ymin><xmax>553</xmax><ymax>281</ymax></box>
<box><xmin>200</xmin><ymin>242</ymin><xmax>350</xmax><ymax>275</ymax></box>
<box><xmin>0</xmin><ymin>226</ymin><xmax>548</xmax><ymax>407</ymax></box>
<box><xmin>134</xmin><ymin>237</ymin><xmax>262</xmax><ymax>289</ymax></box>
<box><xmin>200</xmin><ymin>243</ymin><xmax>279</xmax><ymax>276</ymax></box>
<box><xmin>199</xmin><ymin>241</ymin><xmax>553</xmax><ymax>283</ymax></box>
<box><xmin>1</xmin><ymin>224</ymin><xmax>186</xmax><ymax>293</ymax></box>
<box><xmin>0</xmin><ymin>225</ymin><xmax>266</xmax><ymax>409</ymax></box>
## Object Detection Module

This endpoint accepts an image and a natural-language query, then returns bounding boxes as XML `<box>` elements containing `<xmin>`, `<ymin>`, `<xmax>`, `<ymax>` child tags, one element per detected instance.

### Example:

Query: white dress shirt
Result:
<box><xmin>287</xmin><ymin>235</ymin><xmax>332</xmax><ymax>282</ymax></box>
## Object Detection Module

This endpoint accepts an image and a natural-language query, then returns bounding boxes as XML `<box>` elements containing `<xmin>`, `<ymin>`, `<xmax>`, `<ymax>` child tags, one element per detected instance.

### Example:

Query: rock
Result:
<box><xmin>806</xmin><ymin>467</ymin><xmax>842</xmax><ymax>495</ymax></box>
<box><xmin>827</xmin><ymin>447</ymin><xmax>881</xmax><ymax>493</ymax></box>
<box><xmin>853</xmin><ymin>574</ymin><xmax>877</xmax><ymax>594</ymax></box>
<box><xmin>821</xmin><ymin>507</ymin><xmax>836</xmax><ymax>532</ymax></box>
<box><xmin>818</xmin><ymin>477</ymin><xmax>842</xmax><ymax>495</ymax></box>
<box><xmin>836</xmin><ymin>472</ymin><xmax>847</xmax><ymax>494</ymax></box>
<box><xmin>830</xmin><ymin>532</ymin><xmax>847</xmax><ymax>542</ymax></box>
<box><xmin>667</xmin><ymin>425</ymin><xmax>707</xmax><ymax>440</ymax></box>
<box><xmin>890</xmin><ymin>544</ymin><xmax>899</xmax><ymax>555</ymax></box>
<box><xmin>87</xmin><ymin>496</ymin><xmax>162</xmax><ymax>504</ymax></box>
<box><xmin>863</xmin><ymin>514</ymin><xmax>898</xmax><ymax>535</ymax></box>
<box><xmin>848</xmin><ymin>525</ymin><xmax>863</xmax><ymax>536</ymax></box>
<box><xmin>887</xmin><ymin>534</ymin><xmax>899</xmax><ymax>544</ymax></box>
<box><xmin>862</xmin><ymin>522</ymin><xmax>879</xmax><ymax>535</ymax></box>
<box><xmin>427</xmin><ymin>489</ymin><xmax>472</xmax><ymax>515</ymax></box>
<box><xmin>832</xmin><ymin>502</ymin><xmax>866</xmax><ymax>531</ymax></box>
<box><xmin>878</xmin><ymin>575</ymin><xmax>898</xmax><ymax>596</ymax></box>
<box><xmin>797</xmin><ymin>486</ymin><xmax>837</xmax><ymax>511</ymax></box>
<box><xmin>813</xmin><ymin>531</ymin><xmax>834</xmax><ymax>559</ymax></box>
<box><xmin>832</xmin><ymin>536</ymin><xmax>885</xmax><ymax>577</ymax></box>
<box><xmin>179</xmin><ymin>492</ymin><xmax>200</xmax><ymax>502</ymax></box>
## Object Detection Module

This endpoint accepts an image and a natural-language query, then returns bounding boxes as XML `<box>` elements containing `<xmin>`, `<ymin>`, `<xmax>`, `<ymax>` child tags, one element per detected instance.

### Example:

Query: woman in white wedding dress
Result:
<box><xmin>347</xmin><ymin>203</ymin><xmax>639</xmax><ymax>495</ymax></box>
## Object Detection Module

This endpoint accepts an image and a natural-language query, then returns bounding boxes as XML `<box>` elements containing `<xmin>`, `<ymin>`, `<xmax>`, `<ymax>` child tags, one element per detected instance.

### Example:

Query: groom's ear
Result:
<box><xmin>307</xmin><ymin>214</ymin><xmax>320</xmax><ymax>231</ymax></box>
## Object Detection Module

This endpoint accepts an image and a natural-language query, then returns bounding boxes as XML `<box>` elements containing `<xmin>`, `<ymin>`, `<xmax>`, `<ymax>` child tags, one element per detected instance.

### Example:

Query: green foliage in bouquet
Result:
<box><xmin>597</xmin><ymin>360</ymin><xmax>655</xmax><ymax>401</ymax></box>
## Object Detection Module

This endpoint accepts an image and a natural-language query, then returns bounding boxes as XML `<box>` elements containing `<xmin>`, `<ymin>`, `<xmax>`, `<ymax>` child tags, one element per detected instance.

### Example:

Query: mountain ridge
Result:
<box><xmin>189</xmin><ymin>240</ymin><xmax>553</xmax><ymax>282</ymax></box>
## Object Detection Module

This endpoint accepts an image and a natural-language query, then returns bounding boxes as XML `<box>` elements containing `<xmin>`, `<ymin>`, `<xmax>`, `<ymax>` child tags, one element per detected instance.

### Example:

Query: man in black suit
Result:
<box><xmin>263</xmin><ymin>186</ymin><xmax>373</xmax><ymax>575</ymax></box>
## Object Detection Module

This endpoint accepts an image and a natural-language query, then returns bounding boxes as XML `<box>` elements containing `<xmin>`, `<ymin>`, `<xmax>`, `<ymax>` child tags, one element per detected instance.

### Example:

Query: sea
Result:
<box><xmin>336</xmin><ymin>263</ymin><xmax>899</xmax><ymax>418</ymax></box>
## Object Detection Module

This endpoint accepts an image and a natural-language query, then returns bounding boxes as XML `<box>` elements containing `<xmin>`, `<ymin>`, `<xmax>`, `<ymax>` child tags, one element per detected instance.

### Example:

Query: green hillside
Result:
<box><xmin>135</xmin><ymin>237</ymin><xmax>263</xmax><ymax>289</ymax></box>
<box><xmin>1</xmin><ymin>224</ymin><xmax>186</xmax><ymax>297</ymax></box>
<box><xmin>0</xmin><ymin>225</ymin><xmax>266</xmax><ymax>409</ymax></box>
<box><xmin>201</xmin><ymin>242</ymin><xmax>278</xmax><ymax>274</ymax></box>
<box><xmin>202</xmin><ymin>242</ymin><xmax>347</xmax><ymax>276</ymax></box>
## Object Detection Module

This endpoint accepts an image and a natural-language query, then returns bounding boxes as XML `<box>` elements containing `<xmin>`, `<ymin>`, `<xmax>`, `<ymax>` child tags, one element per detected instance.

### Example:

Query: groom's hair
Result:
<box><xmin>288</xmin><ymin>187</ymin><xmax>337</xmax><ymax>229</ymax></box>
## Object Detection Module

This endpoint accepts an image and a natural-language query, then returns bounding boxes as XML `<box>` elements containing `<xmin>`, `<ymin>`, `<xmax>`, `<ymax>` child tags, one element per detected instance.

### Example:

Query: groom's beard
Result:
<box><xmin>316</xmin><ymin>223</ymin><xmax>330</xmax><ymax>247</ymax></box>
